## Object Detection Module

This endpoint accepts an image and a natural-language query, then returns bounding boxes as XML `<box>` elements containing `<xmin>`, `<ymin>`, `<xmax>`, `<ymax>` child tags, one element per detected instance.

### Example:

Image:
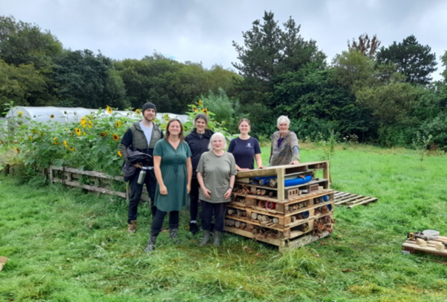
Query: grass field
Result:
<box><xmin>1</xmin><ymin>144</ymin><xmax>447</xmax><ymax>301</ymax></box>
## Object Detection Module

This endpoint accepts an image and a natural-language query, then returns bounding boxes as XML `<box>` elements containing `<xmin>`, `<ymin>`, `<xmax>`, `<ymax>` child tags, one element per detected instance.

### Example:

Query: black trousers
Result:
<box><xmin>151</xmin><ymin>210</ymin><xmax>179</xmax><ymax>237</ymax></box>
<box><xmin>189</xmin><ymin>178</ymin><xmax>201</xmax><ymax>221</ymax></box>
<box><xmin>128</xmin><ymin>168</ymin><xmax>157</xmax><ymax>223</ymax></box>
<box><xmin>201</xmin><ymin>201</ymin><xmax>226</xmax><ymax>232</ymax></box>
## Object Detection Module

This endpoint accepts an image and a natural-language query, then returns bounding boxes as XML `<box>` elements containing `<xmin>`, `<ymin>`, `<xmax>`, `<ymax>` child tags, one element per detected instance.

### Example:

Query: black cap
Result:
<box><xmin>142</xmin><ymin>102</ymin><xmax>156</xmax><ymax>113</ymax></box>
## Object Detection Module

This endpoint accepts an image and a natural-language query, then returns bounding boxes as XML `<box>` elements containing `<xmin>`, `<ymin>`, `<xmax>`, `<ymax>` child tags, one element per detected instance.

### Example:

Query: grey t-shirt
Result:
<box><xmin>196</xmin><ymin>151</ymin><xmax>237</xmax><ymax>203</ymax></box>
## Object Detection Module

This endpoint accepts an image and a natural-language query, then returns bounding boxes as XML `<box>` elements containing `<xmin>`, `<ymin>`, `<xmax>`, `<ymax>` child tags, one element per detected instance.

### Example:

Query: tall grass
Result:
<box><xmin>0</xmin><ymin>144</ymin><xmax>446</xmax><ymax>301</ymax></box>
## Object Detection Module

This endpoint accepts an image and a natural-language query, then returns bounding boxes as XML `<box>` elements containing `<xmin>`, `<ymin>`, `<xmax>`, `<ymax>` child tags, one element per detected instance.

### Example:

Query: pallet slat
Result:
<box><xmin>334</xmin><ymin>191</ymin><xmax>378</xmax><ymax>207</ymax></box>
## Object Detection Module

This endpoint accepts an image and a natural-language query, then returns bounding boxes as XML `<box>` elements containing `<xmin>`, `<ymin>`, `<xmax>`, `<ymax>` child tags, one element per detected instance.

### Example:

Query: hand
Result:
<box><xmin>258</xmin><ymin>166</ymin><xmax>265</xmax><ymax>169</ymax></box>
<box><xmin>187</xmin><ymin>184</ymin><xmax>191</xmax><ymax>194</ymax></box>
<box><xmin>290</xmin><ymin>160</ymin><xmax>300</xmax><ymax>165</ymax></box>
<box><xmin>202</xmin><ymin>187</ymin><xmax>211</xmax><ymax>199</ymax></box>
<box><xmin>134</xmin><ymin>163</ymin><xmax>142</xmax><ymax>169</ymax></box>
<box><xmin>224</xmin><ymin>188</ymin><xmax>233</xmax><ymax>199</ymax></box>
<box><xmin>238</xmin><ymin>168</ymin><xmax>250</xmax><ymax>171</ymax></box>
<box><xmin>159</xmin><ymin>185</ymin><xmax>168</xmax><ymax>195</ymax></box>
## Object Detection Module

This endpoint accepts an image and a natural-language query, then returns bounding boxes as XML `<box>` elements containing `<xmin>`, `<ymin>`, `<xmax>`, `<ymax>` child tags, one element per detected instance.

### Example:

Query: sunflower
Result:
<box><xmin>53</xmin><ymin>137</ymin><xmax>57</xmax><ymax>141</ymax></box>
<box><xmin>83</xmin><ymin>132</ymin><xmax>86</xmax><ymax>136</ymax></box>
<box><xmin>75</xmin><ymin>128</ymin><xmax>81</xmax><ymax>136</ymax></box>
<box><xmin>64</xmin><ymin>140</ymin><xmax>68</xmax><ymax>148</ymax></box>
<box><xmin>198</xmin><ymin>100</ymin><xmax>202</xmax><ymax>106</ymax></box>
<box><xmin>14</xmin><ymin>147</ymin><xmax>19</xmax><ymax>153</ymax></box>
<box><xmin>135</xmin><ymin>109</ymin><xmax>142</xmax><ymax>115</ymax></box>
<box><xmin>17</xmin><ymin>111</ymin><xmax>23</xmax><ymax>115</ymax></box>
<box><xmin>88</xmin><ymin>120</ymin><xmax>92</xmax><ymax>129</ymax></box>
<box><xmin>32</xmin><ymin>129</ymin><xmax>37</xmax><ymax>134</ymax></box>
<box><xmin>100</xmin><ymin>131</ymin><xmax>108</xmax><ymax>137</ymax></box>
<box><xmin>40</xmin><ymin>132</ymin><xmax>45</xmax><ymax>137</ymax></box>
<box><xmin>50</xmin><ymin>114</ymin><xmax>55</xmax><ymax>119</ymax></box>
<box><xmin>117</xmin><ymin>150</ymin><xmax>122</xmax><ymax>157</ymax></box>
<box><xmin>106</xmin><ymin>105</ymin><xmax>113</xmax><ymax>114</ymax></box>
<box><xmin>113</xmin><ymin>134</ymin><xmax>120</xmax><ymax>141</ymax></box>
<box><xmin>116</xmin><ymin>120</ymin><xmax>122</xmax><ymax>128</ymax></box>
<box><xmin>54</xmin><ymin>141</ymin><xmax>59</xmax><ymax>145</ymax></box>
<box><xmin>69</xmin><ymin>147</ymin><xmax>75</xmax><ymax>151</ymax></box>
<box><xmin>29</xmin><ymin>136</ymin><xmax>33</xmax><ymax>141</ymax></box>
<box><xmin>202</xmin><ymin>108</ymin><xmax>208</xmax><ymax>115</ymax></box>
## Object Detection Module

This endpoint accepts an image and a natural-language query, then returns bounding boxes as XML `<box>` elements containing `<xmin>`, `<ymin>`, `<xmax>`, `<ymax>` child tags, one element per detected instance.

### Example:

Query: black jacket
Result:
<box><xmin>185</xmin><ymin>129</ymin><xmax>213</xmax><ymax>178</ymax></box>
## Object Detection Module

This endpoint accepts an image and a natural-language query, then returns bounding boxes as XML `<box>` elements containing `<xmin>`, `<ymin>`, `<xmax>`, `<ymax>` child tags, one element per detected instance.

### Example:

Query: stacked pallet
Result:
<box><xmin>225</xmin><ymin>161</ymin><xmax>334</xmax><ymax>251</ymax></box>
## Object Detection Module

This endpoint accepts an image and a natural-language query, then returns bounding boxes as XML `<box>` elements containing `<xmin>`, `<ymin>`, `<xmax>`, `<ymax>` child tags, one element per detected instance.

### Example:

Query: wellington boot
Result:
<box><xmin>127</xmin><ymin>220</ymin><xmax>137</xmax><ymax>233</ymax></box>
<box><xmin>213</xmin><ymin>231</ymin><xmax>222</xmax><ymax>246</ymax></box>
<box><xmin>200</xmin><ymin>230</ymin><xmax>210</xmax><ymax>246</ymax></box>
<box><xmin>144</xmin><ymin>235</ymin><xmax>157</xmax><ymax>253</ymax></box>
<box><xmin>170</xmin><ymin>228</ymin><xmax>182</xmax><ymax>244</ymax></box>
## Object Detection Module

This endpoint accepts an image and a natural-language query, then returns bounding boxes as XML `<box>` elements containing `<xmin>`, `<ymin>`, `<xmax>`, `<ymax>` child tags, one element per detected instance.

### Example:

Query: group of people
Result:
<box><xmin>119</xmin><ymin>102</ymin><xmax>301</xmax><ymax>253</ymax></box>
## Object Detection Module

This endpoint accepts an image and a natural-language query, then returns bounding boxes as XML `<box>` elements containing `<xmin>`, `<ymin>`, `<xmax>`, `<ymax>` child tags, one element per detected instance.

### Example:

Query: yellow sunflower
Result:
<box><xmin>100</xmin><ymin>131</ymin><xmax>108</xmax><ymax>137</ymax></box>
<box><xmin>202</xmin><ymin>108</ymin><xmax>208</xmax><ymax>115</ymax></box>
<box><xmin>50</xmin><ymin>114</ymin><xmax>55</xmax><ymax>119</ymax></box>
<box><xmin>75</xmin><ymin>128</ymin><xmax>81</xmax><ymax>136</ymax></box>
<box><xmin>69</xmin><ymin>147</ymin><xmax>75</xmax><ymax>151</ymax></box>
<box><xmin>106</xmin><ymin>105</ymin><xmax>113</xmax><ymax>114</ymax></box>
<box><xmin>40</xmin><ymin>132</ymin><xmax>45</xmax><ymax>137</ymax></box>
<box><xmin>17</xmin><ymin>111</ymin><xmax>23</xmax><ymax>115</ymax></box>
<box><xmin>113</xmin><ymin>134</ymin><xmax>120</xmax><ymax>142</ymax></box>
<box><xmin>54</xmin><ymin>141</ymin><xmax>59</xmax><ymax>145</ymax></box>
<box><xmin>135</xmin><ymin>109</ymin><xmax>142</xmax><ymax>115</ymax></box>
<box><xmin>117</xmin><ymin>150</ymin><xmax>122</xmax><ymax>157</ymax></box>
<box><xmin>14</xmin><ymin>147</ymin><xmax>20</xmax><ymax>153</ymax></box>
<box><xmin>198</xmin><ymin>100</ymin><xmax>202</xmax><ymax>106</ymax></box>
<box><xmin>116</xmin><ymin>120</ymin><xmax>122</xmax><ymax>128</ymax></box>
<box><xmin>64</xmin><ymin>140</ymin><xmax>68</xmax><ymax>148</ymax></box>
<box><xmin>32</xmin><ymin>129</ymin><xmax>37</xmax><ymax>134</ymax></box>
<box><xmin>88</xmin><ymin>120</ymin><xmax>92</xmax><ymax>129</ymax></box>
<box><xmin>29</xmin><ymin>136</ymin><xmax>33</xmax><ymax>141</ymax></box>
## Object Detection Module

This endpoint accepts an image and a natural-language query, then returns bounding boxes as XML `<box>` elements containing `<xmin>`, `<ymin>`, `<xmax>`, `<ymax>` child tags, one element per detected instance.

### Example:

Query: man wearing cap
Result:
<box><xmin>119</xmin><ymin>102</ymin><xmax>164</xmax><ymax>232</ymax></box>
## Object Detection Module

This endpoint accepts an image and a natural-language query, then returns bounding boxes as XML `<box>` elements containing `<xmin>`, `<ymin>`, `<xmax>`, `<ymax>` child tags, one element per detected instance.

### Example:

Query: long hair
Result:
<box><xmin>165</xmin><ymin>118</ymin><xmax>185</xmax><ymax>142</ymax></box>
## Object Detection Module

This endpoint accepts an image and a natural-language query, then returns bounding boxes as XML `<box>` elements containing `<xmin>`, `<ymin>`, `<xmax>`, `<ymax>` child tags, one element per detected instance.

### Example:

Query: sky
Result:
<box><xmin>1</xmin><ymin>0</ymin><xmax>446</xmax><ymax>81</ymax></box>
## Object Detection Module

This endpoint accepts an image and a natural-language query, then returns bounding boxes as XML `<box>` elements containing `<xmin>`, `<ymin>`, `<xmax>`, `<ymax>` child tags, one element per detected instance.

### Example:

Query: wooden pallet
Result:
<box><xmin>402</xmin><ymin>236</ymin><xmax>447</xmax><ymax>257</ymax></box>
<box><xmin>334</xmin><ymin>191</ymin><xmax>377</xmax><ymax>208</ymax></box>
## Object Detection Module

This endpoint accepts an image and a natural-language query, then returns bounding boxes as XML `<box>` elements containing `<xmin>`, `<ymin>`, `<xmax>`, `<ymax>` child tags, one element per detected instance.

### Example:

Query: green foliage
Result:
<box><xmin>376</xmin><ymin>35</ymin><xmax>437</xmax><ymax>85</ymax></box>
<box><xmin>315</xmin><ymin>129</ymin><xmax>338</xmax><ymax>160</ymax></box>
<box><xmin>52</xmin><ymin>49</ymin><xmax>127</xmax><ymax>109</ymax></box>
<box><xmin>421</xmin><ymin>111</ymin><xmax>447</xmax><ymax>151</ymax></box>
<box><xmin>232</xmin><ymin>11</ymin><xmax>326</xmax><ymax>125</ymax></box>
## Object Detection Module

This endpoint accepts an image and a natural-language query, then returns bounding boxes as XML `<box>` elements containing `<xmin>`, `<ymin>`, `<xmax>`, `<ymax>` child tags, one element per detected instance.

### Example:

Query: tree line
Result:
<box><xmin>1</xmin><ymin>13</ymin><xmax>447</xmax><ymax>149</ymax></box>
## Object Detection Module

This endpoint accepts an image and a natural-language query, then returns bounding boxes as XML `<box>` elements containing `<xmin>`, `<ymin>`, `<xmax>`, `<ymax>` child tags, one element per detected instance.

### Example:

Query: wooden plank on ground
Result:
<box><xmin>402</xmin><ymin>236</ymin><xmax>447</xmax><ymax>258</ymax></box>
<box><xmin>334</xmin><ymin>191</ymin><xmax>378</xmax><ymax>207</ymax></box>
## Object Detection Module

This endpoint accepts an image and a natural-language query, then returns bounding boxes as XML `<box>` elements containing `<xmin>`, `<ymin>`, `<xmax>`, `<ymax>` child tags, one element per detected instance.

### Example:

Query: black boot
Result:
<box><xmin>189</xmin><ymin>222</ymin><xmax>199</xmax><ymax>235</ymax></box>
<box><xmin>200</xmin><ymin>230</ymin><xmax>210</xmax><ymax>246</ymax></box>
<box><xmin>144</xmin><ymin>235</ymin><xmax>157</xmax><ymax>253</ymax></box>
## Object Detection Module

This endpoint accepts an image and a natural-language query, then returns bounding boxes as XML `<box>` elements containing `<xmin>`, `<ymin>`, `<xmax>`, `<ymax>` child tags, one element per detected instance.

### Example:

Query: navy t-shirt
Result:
<box><xmin>228</xmin><ymin>137</ymin><xmax>261</xmax><ymax>169</ymax></box>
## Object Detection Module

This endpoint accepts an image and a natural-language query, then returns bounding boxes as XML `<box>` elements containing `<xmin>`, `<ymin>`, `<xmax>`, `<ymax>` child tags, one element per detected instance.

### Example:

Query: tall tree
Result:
<box><xmin>52</xmin><ymin>50</ymin><xmax>127</xmax><ymax>109</ymax></box>
<box><xmin>376</xmin><ymin>35</ymin><xmax>437</xmax><ymax>85</ymax></box>
<box><xmin>232</xmin><ymin>11</ymin><xmax>325</xmax><ymax>109</ymax></box>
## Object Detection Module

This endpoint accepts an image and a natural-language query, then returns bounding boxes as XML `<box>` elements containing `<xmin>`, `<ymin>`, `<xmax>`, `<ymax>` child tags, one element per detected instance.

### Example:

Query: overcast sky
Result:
<box><xmin>2</xmin><ymin>0</ymin><xmax>446</xmax><ymax>81</ymax></box>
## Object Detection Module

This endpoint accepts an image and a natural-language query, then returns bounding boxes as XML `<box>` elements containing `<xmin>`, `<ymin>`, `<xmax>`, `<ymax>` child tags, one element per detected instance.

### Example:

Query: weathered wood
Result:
<box><xmin>403</xmin><ymin>236</ymin><xmax>447</xmax><ymax>258</ymax></box>
<box><xmin>52</xmin><ymin>179</ymin><xmax>127</xmax><ymax>198</ymax></box>
<box><xmin>50</xmin><ymin>166</ymin><xmax>124</xmax><ymax>181</ymax></box>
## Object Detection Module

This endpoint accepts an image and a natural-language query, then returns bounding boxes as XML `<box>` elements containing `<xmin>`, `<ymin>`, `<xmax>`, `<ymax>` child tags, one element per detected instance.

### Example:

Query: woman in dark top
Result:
<box><xmin>228</xmin><ymin>118</ymin><xmax>263</xmax><ymax>171</ymax></box>
<box><xmin>185</xmin><ymin>113</ymin><xmax>213</xmax><ymax>235</ymax></box>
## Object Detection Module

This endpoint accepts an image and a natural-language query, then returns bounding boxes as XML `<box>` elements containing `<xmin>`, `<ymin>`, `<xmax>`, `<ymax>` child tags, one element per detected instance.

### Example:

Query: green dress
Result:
<box><xmin>153</xmin><ymin>139</ymin><xmax>191</xmax><ymax>212</ymax></box>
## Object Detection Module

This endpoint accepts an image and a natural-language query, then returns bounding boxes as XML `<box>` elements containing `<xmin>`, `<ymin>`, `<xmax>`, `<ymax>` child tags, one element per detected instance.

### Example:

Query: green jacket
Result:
<box><xmin>119</xmin><ymin>121</ymin><xmax>163</xmax><ymax>166</ymax></box>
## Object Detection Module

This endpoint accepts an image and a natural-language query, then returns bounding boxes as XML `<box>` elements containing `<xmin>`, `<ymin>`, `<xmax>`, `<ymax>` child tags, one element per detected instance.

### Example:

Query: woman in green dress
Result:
<box><xmin>145</xmin><ymin>119</ymin><xmax>192</xmax><ymax>253</ymax></box>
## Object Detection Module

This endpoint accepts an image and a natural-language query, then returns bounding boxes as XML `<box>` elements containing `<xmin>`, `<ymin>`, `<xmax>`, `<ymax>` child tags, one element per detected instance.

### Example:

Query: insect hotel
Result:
<box><xmin>226</xmin><ymin>161</ymin><xmax>334</xmax><ymax>251</ymax></box>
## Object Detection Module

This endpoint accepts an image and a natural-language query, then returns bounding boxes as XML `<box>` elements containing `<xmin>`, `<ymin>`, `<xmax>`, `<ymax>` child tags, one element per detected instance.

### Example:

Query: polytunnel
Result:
<box><xmin>5</xmin><ymin>106</ymin><xmax>190</xmax><ymax>125</ymax></box>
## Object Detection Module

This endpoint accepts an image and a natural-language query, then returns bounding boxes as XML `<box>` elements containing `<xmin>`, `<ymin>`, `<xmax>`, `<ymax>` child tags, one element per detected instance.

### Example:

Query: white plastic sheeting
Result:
<box><xmin>5</xmin><ymin>106</ymin><xmax>190</xmax><ymax>125</ymax></box>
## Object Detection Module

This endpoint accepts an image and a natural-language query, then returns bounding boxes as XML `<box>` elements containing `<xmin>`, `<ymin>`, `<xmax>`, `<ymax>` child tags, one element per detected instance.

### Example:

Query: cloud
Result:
<box><xmin>1</xmin><ymin>0</ymin><xmax>445</xmax><ymax>79</ymax></box>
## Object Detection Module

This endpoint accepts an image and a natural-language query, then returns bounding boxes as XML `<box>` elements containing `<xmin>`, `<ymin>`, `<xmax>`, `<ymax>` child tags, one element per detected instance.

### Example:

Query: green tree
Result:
<box><xmin>232</xmin><ymin>11</ymin><xmax>326</xmax><ymax>110</ymax></box>
<box><xmin>52</xmin><ymin>50</ymin><xmax>127</xmax><ymax>109</ymax></box>
<box><xmin>376</xmin><ymin>35</ymin><xmax>437</xmax><ymax>85</ymax></box>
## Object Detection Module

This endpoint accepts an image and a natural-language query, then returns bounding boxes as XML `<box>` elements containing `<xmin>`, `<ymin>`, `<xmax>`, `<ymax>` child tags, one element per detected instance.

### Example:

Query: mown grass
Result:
<box><xmin>1</xmin><ymin>144</ymin><xmax>447</xmax><ymax>301</ymax></box>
